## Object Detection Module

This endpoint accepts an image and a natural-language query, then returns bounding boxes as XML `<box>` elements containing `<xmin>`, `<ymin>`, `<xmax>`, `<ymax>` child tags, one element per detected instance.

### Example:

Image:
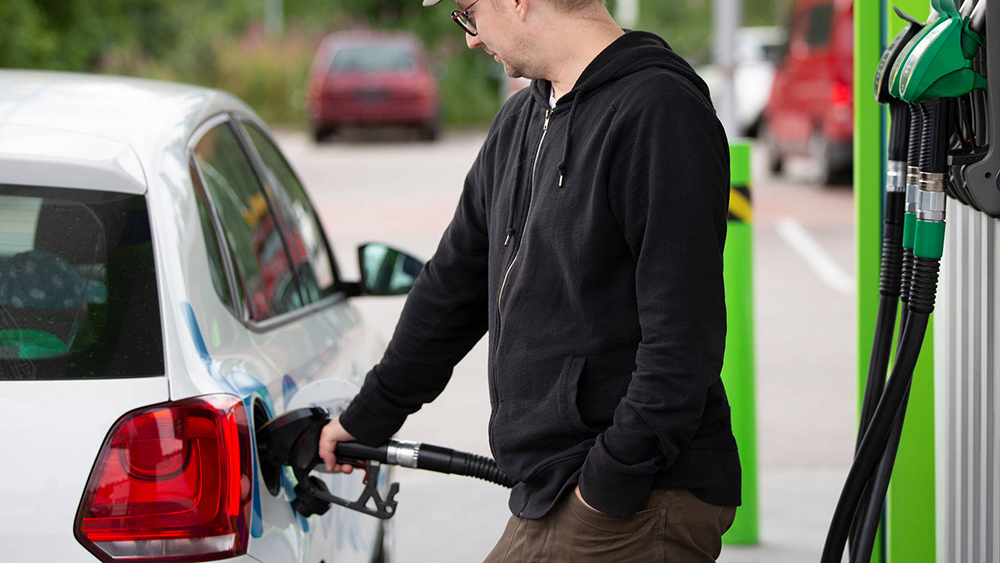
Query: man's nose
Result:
<box><xmin>466</xmin><ymin>33</ymin><xmax>482</xmax><ymax>49</ymax></box>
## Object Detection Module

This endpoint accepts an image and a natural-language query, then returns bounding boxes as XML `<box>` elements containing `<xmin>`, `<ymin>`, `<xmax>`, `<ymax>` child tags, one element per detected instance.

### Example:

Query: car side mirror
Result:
<box><xmin>357</xmin><ymin>243</ymin><xmax>423</xmax><ymax>296</ymax></box>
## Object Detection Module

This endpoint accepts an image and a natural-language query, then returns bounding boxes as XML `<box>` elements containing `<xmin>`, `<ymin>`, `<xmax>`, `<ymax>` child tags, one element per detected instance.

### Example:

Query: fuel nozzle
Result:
<box><xmin>256</xmin><ymin>407</ymin><xmax>517</xmax><ymax>519</ymax></box>
<box><xmin>257</xmin><ymin>406</ymin><xmax>400</xmax><ymax>519</ymax></box>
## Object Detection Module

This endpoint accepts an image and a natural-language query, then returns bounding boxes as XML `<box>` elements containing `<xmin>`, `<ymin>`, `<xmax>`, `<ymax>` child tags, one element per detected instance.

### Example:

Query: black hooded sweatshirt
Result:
<box><xmin>340</xmin><ymin>31</ymin><xmax>741</xmax><ymax>519</ymax></box>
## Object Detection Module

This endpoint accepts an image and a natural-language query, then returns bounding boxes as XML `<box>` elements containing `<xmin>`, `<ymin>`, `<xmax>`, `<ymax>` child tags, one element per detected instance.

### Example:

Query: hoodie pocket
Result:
<box><xmin>558</xmin><ymin>356</ymin><xmax>599</xmax><ymax>437</ymax></box>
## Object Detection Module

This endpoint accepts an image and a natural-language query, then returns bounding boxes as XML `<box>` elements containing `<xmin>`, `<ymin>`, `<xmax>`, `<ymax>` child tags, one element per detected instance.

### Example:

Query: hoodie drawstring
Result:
<box><xmin>558</xmin><ymin>92</ymin><xmax>579</xmax><ymax>188</ymax></box>
<box><xmin>505</xmin><ymin>97</ymin><xmax>535</xmax><ymax>246</ymax></box>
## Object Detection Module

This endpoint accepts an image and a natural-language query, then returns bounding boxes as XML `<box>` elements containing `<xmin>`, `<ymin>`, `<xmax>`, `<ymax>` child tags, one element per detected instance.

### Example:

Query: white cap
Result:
<box><xmin>422</xmin><ymin>0</ymin><xmax>444</xmax><ymax>5</ymax></box>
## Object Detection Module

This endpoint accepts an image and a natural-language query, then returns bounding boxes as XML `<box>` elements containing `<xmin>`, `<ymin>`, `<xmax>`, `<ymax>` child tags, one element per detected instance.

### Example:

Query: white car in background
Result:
<box><xmin>0</xmin><ymin>70</ymin><xmax>417</xmax><ymax>563</ymax></box>
<box><xmin>696</xmin><ymin>26</ymin><xmax>787</xmax><ymax>137</ymax></box>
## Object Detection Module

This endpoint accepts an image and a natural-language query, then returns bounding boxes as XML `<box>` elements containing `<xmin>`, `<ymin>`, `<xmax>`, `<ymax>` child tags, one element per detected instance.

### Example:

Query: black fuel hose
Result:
<box><xmin>822</xmin><ymin>257</ymin><xmax>939</xmax><ymax>563</ymax></box>
<box><xmin>850</xmin><ymin>385</ymin><xmax>912</xmax><ymax>563</ymax></box>
<box><xmin>886</xmin><ymin>103</ymin><xmax>911</xmax><ymax>163</ymax></box>
<box><xmin>854</xmin><ymin>186</ymin><xmax>906</xmax><ymax>451</ymax></box>
<box><xmin>919</xmin><ymin>98</ymin><xmax>953</xmax><ymax>175</ymax></box>
<box><xmin>334</xmin><ymin>440</ymin><xmax>518</xmax><ymax>488</ymax></box>
<box><xmin>847</xmin><ymin>101</ymin><xmax>910</xmax><ymax>556</ymax></box>
<box><xmin>851</xmin><ymin>98</ymin><xmax>950</xmax><ymax>563</ymax></box>
<box><xmin>848</xmin><ymin>271</ymin><xmax>902</xmax><ymax>556</ymax></box>
<box><xmin>899</xmin><ymin>103</ymin><xmax>923</xmax><ymax>335</ymax></box>
<box><xmin>821</xmin><ymin>312</ymin><xmax>929</xmax><ymax>563</ymax></box>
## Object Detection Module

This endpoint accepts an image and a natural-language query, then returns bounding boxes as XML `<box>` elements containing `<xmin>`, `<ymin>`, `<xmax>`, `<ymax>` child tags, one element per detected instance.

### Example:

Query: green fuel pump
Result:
<box><xmin>821</xmin><ymin>1</ymin><xmax>988</xmax><ymax>561</ymax></box>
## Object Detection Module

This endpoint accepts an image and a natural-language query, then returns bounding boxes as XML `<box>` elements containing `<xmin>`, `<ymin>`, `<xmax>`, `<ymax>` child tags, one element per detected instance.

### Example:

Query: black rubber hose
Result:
<box><xmin>888</xmin><ymin>103</ymin><xmax>910</xmax><ymax>162</ymax></box>
<box><xmin>899</xmin><ymin>249</ymin><xmax>914</xmax><ymax>331</ymax></box>
<box><xmin>416</xmin><ymin>443</ymin><xmax>519</xmax><ymax>488</ymax></box>
<box><xmin>854</xmin><ymin>189</ymin><xmax>904</xmax><ymax>452</ymax></box>
<box><xmin>855</xmin><ymin>298</ymin><xmax>899</xmax><ymax>451</ymax></box>
<box><xmin>919</xmin><ymin>98</ymin><xmax>952</xmax><ymax>174</ymax></box>
<box><xmin>850</xmin><ymin>384</ymin><xmax>912</xmax><ymax>563</ymax></box>
<box><xmin>880</xmin><ymin>192</ymin><xmax>906</xmax><ymax>297</ymax></box>
<box><xmin>908</xmin><ymin>257</ymin><xmax>941</xmax><ymax>315</ymax></box>
<box><xmin>822</xmin><ymin>258</ymin><xmax>939</xmax><ymax>563</ymax></box>
<box><xmin>820</xmin><ymin>312</ymin><xmax>930</xmax><ymax>563</ymax></box>
<box><xmin>847</xmin><ymin>297</ymin><xmax>901</xmax><ymax>556</ymax></box>
<box><xmin>848</xmin><ymin>189</ymin><xmax>904</xmax><ymax>551</ymax></box>
<box><xmin>334</xmin><ymin>441</ymin><xmax>518</xmax><ymax>489</ymax></box>
<box><xmin>907</xmin><ymin>104</ymin><xmax>923</xmax><ymax>171</ymax></box>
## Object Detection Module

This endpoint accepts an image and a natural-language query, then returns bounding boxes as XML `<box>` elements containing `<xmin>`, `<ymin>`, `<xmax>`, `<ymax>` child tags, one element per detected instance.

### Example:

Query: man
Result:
<box><xmin>319</xmin><ymin>0</ymin><xmax>741</xmax><ymax>560</ymax></box>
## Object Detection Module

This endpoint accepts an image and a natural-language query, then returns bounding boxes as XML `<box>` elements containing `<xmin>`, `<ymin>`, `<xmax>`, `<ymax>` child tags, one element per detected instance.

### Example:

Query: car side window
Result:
<box><xmin>241</xmin><ymin>122</ymin><xmax>337</xmax><ymax>302</ymax></box>
<box><xmin>805</xmin><ymin>4</ymin><xmax>833</xmax><ymax>49</ymax></box>
<box><xmin>189</xmin><ymin>160</ymin><xmax>234</xmax><ymax>311</ymax></box>
<box><xmin>192</xmin><ymin>122</ymin><xmax>302</xmax><ymax>321</ymax></box>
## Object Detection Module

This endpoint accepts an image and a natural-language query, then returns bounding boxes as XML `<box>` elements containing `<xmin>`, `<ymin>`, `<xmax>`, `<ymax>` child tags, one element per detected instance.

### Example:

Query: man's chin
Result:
<box><xmin>502</xmin><ymin>64</ymin><xmax>524</xmax><ymax>79</ymax></box>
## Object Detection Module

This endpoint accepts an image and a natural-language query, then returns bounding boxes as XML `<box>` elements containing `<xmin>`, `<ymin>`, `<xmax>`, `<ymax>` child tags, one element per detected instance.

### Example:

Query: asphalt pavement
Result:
<box><xmin>275</xmin><ymin>127</ymin><xmax>859</xmax><ymax>563</ymax></box>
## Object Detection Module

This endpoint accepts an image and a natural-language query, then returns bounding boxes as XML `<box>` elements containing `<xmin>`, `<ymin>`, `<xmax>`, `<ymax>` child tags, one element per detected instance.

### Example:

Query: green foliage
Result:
<box><xmin>0</xmin><ymin>0</ymin><xmax>58</xmax><ymax>68</ymax></box>
<box><xmin>0</xmin><ymin>0</ymin><xmax>788</xmax><ymax>127</ymax></box>
<box><xmin>439</xmin><ymin>48</ymin><xmax>504</xmax><ymax>125</ymax></box>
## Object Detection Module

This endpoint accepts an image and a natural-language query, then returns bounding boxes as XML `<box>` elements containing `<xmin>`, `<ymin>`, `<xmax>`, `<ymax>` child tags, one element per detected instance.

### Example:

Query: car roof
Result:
<box><xmin>324</xmin><ymin>30</ymin><xmax>421</xmax><ymax>44</ymax></box>
<box><xmin>0</xmin><ymin>70</ymin><xmax>252</xmax><ymax>194</ymax></box>
<box><xmin>318</xmin><ymin>30</ymin><xmax>425</xmax><ymax>59</ymax></box>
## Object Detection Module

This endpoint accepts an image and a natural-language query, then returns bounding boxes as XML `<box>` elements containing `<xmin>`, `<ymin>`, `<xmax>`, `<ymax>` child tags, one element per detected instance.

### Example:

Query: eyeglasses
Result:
<box><xmin>452</xmin><ymin>0</ymin><xmax>481</xmax><ymax>36</ymax></box>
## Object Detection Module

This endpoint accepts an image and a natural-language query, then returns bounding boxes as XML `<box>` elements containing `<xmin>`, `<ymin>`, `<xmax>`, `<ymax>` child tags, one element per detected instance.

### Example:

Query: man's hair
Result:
<box><xmin>548</xmin><ymin>0</ymin><xmax>606</xmax><ymax>13</ymax></box>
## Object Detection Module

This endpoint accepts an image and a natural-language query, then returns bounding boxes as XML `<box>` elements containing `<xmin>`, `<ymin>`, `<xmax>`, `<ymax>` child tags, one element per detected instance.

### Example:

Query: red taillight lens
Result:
<box><xmin>75</xmin><ymin>395</ymin><xmax>252</xmax><ymax>563</ymax></box>
<box><xmin>831</xmin><ymin>82</ymin><xmax>852</xmax><ymax>107</ymax></box>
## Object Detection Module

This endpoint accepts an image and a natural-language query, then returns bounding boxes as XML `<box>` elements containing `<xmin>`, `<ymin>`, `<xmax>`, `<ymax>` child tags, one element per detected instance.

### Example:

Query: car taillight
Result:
<box><xmin>75</xmin><ymin>395</ymin><xmax>252</xmax><ymax>563</ymax></box>
<box><xmin>831</xmin><ymin>82</ymin><xmax>852</xmax><ymax>107</ymax></box>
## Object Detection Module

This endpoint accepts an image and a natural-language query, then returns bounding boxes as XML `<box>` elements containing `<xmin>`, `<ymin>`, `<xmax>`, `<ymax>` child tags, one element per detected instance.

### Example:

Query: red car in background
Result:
<box><xmin>307</xmin><ymin>31</ymin><xmax>441</xmax><ymax>142</ymax></box>
<box><xmin>762</xmin><ymin>0</ymin><xmax>853</xmax><ymax>185</ymax></box>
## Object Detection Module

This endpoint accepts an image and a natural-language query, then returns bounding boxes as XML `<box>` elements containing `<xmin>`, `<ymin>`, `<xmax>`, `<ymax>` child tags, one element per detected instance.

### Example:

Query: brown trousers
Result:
<box><xmin>482</xmin><ymin>489</ymin><xmax>737</xmax><ymax>563</ymax></box>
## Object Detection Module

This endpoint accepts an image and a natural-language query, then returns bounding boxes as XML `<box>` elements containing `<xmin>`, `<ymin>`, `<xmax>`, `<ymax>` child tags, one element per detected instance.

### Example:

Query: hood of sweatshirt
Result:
<box><xmin>499</xmin><ymin>31</ymin><xmax>714</xmax><ymax>240</ymax></box>
<box><xmin>531</xmin><ymin>31</ymin><xmax>711</xmax><ymax>108</ymax></box>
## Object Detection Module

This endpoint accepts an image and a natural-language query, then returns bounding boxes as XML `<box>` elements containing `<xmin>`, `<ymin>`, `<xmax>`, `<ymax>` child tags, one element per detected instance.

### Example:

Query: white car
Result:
<box><xmin>0</xmin><ymin>70</ymin><xmax>418</xmax><ymax>563</ymax></box>
<box><xmin>696</xmin><ymin>26</ymin><xmax>787</xmax><ymax>137</ymax></box>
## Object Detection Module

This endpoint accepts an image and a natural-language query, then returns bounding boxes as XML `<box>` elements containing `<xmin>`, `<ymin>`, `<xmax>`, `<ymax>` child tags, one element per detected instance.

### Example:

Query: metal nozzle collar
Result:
<box><xmin>917</xmin><ymin>190</ymin><xmax>947</xmax><ymax>222</ymax></box>
<box><xmin>887</xmin><ymin>161</ymin><xmax>907</xmax><ymax>193</ymax></box>
<box><xmin>919</xmin><ymin>171</ymin><xmax>947</xmax><ymax>193</ymax></box>
<box><xmin>387</xmin><ymin>440</ymin><xmax>420</xmax><ymax>468</ymax></box>
<box><xmin>905</xmin><ymin>183</ymin><xmax>920</xmax><ymax>213</ymax></box>
<box><xmin>907</xmin><ymin>166</ymin><xmax>921</xmax><ymax>190</ymax></box>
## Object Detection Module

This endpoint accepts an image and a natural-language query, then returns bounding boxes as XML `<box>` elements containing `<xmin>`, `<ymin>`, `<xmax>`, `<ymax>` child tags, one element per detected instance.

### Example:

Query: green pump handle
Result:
<box><xmin>897</xmin><ymin>0</ymin><xmax>986</xmax><ymax>103</ymax></box>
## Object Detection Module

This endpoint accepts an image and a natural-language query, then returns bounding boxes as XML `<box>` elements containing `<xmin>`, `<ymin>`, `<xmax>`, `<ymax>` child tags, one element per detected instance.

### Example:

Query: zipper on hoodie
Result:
<box><xmin>497</xmin><ymin>108</ymin><xmax>551</xmax><ymax>327</ymax></box>
<box><xmin>488</xmin><ymin>108</ymin><xmax>552</xmax><ymax>463</ymax></box>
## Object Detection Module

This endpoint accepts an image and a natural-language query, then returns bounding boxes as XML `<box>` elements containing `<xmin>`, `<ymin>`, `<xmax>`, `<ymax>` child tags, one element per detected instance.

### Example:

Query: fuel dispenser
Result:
<box><xmin>823</xmin><ymin>0</ymin><xmax>995</xmax><ymax>560</ymax></box>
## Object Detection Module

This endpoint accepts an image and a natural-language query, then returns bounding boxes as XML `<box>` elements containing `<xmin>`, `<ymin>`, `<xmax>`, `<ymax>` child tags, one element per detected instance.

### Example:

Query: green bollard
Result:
<box><xmin>721</xmin><ymin>141</ymin><xmax>759</xmax><ymax>545</ymax></box>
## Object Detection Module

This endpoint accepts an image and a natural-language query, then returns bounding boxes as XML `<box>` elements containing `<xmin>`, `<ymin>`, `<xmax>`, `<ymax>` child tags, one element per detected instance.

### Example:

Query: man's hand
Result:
<box><xmin>318</xmin><ymin>416</ymin><xmax>358</xmax><ymax>473</ymax></box>
<box><xmin>575</xmin><ymin>485</ymin><xmax>604</xmax><ymax>514</ymax></box>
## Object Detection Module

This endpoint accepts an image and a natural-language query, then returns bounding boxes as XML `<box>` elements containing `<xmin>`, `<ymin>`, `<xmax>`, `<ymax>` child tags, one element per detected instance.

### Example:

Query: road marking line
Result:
<box><xmin>775</xmin><ymin>217</ymin><xmax>856</xmax><ymax>296</ymax></box>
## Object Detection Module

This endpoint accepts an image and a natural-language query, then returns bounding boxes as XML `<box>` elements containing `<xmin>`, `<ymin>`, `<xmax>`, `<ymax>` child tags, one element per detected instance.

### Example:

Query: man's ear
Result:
<box><xmin>513</xmin><ymin>0</ymin><xmax>530</xmax><ymax>21</ymax></box>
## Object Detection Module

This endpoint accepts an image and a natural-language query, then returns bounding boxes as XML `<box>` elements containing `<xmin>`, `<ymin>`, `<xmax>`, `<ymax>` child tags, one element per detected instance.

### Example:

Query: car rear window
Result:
<box><xmin>330</xmin><ymin>44</ymin><xmax>416</xmax><ymax>72</ymax></box>
<box><xmin>805</xmin><ymin>4</ymin><xmax>833</xmax><ymax>49</ymax></box>
<box><xmin>0</xmin><ymin>185</ymin><xmax>163</xmax><ymax>380</ymax></box>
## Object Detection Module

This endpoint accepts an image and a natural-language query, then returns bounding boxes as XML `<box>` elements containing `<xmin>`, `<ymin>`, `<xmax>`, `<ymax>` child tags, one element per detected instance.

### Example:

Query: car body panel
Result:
<box><xmin>0</xmin><ymin>124</ymin><xmax>146</xmax><ymax>194</ymax></box>
<box><xmin>0</xmin><ymin>70</ymin><xmax>387</xmax><ymax>562</ymax></box>
<box><xmin>315</xmin><ymin>73</ymin><xmax>437</xmax><ymax>125</ymax></box>
<box><xmin>0</xmin><ymin>378</ymin><xmax>168</xmax><ymax>561</ymax></box>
